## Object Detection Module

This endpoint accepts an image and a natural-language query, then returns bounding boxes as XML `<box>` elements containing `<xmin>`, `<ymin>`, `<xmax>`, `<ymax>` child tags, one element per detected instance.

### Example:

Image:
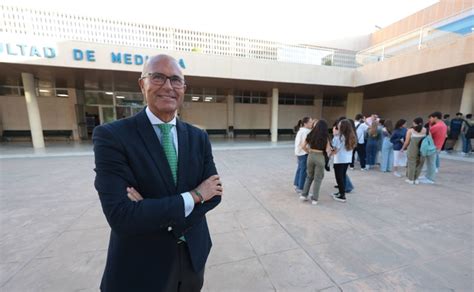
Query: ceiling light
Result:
<box><xmin>39</xmin><ymin>89</ymin><xmax>50</xmax><ymax>93</ymax></box>
<box><xmin>116</xmin><ymin>95</ymin><xmax>125</xmax><ymax>99</ymax></box>
<box><xmin>57</xmin><ymin>93</ymin><xmax>68</xmax><ymax>97</ymax></box>
<box><xmin>105</xmin><ymin>91</ymin><xmax>114</xmax><ymax>95</ymax></box>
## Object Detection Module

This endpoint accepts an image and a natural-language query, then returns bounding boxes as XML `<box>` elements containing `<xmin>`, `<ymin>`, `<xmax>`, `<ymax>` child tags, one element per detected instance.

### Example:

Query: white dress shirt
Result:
<box><xmin>145</xmin><ymin>107</ymin><xmax>194</xmax><ymax>217</ymax></box>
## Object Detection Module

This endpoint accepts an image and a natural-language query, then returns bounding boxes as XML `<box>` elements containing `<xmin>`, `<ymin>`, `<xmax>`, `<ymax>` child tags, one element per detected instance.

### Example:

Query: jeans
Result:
<box><xmin>435</xmin><ymin>152</ymin><xmax>440</xmax><ymax>169</ymax></box>
<box><xmin>425</xmin><ymin>152</ymin><xmax>437</xmax><ymax>181</ymax></box>
<box><xmin>293</xmin><ymin>154</ymin><xmax>308</xmax><ymax>190</ymax></box>
<box><xmin>366</xmin><ymin>140</ymin><xmax>378</xmax><ymax>166</ymax></box>
<box><xmin>380</xmin><ymin>138</ymin><xmax>394</xmax><ymax>172</ymax></box>
<box><xmin>461</xmin><ymin>134</ymin><xmax>472</xmax><ymax>154</ymax></box>
<box><xmin>345</xmin><ymin>175</ymin><xmax>353</xmax><ymax>193</ymax></box>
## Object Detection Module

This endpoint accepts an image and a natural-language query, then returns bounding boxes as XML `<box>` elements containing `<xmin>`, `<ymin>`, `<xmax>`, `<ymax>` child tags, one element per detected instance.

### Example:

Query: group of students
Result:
<box><xmin>293</xmin><ymin>111</ymin><xmax>472</xmax><ymax>205</ymax></box>
<box><xmin>293</xmin><ymin>117</ymin><xmax>356</xmax><ymax>204</ymax></box>
<box><xmin>441</xmin><ymin>112</ymin><xmax>473</xmax><ymax>155</ymax></box>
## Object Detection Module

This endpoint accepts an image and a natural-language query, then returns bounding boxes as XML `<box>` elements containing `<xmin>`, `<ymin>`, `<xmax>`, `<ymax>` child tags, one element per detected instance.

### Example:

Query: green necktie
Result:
<box><xmin>157</xmin><ymin>123</ymin><xmax>177</xmax><ymax>185</ymax></box>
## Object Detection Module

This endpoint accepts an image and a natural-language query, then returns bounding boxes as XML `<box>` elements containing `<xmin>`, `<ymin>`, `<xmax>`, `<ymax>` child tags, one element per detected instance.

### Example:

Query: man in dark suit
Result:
<box><xmin>93</xmin><ymin>54</ymin><xmax>223</xmax><ymax>291</ymax></box>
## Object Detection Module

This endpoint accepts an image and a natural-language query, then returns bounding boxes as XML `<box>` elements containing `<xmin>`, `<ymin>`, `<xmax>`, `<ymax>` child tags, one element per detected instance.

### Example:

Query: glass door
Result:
<box><xmin>100</xmin><ymin>106</ymin><xmax>116</xmax><ymax>124</ymax></box>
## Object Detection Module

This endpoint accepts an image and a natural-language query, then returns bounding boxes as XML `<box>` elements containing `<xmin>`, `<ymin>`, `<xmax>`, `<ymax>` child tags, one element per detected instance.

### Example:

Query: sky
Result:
<box><xmin>5</xmin><ymin>0</ymin><xmax>439</xmax><ymax>44</ymax></box>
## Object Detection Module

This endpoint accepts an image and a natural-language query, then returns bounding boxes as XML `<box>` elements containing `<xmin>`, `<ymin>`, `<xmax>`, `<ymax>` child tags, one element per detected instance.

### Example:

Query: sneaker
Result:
<box><xmin>361</xmin><ymin>167</ymin><xmax>368</xmax><ymax>171</ymax></box>
<box><xmin>349</xmin><ymin>167</ymin><xmax>354</xmax><ymax>170</ymax></box>
<box><xmin>405</xmin><ymin>179</ymin><xmax>416</xmax><ymax>185</ymax></box>
<box><xmin>418</xmin><ymin>175</ymin><xmax>426</xmax><ymax>180</ymax></box>
<box><xmin>419</xmin><ymin>178</ymin><xmax>435</xmax><ymax>184</ymax></box>
<box><xmin>295</xmin><ymin>188</ymin><xmax>302</xmax><ymax>194</ymax></box>
<box><xmin>414</xmin><ymin>179</ymin><xmax>420</xmax><ymax>184</ymax></box>
<box><xmin>393</xmin><ymin>172</ymin><xmax>402</xmax><ymax>178</ymax></box>
<box><xmin>299</xmin><ymin>195</ymin><xmax>309</xmax><ymax>201</ymax></box>
<box><xmin>333</xmin><ymin>194</ymin><xmax>346</xmax><ymax>202</ymax></box>
<box><xmin>332</xmin><ymin>192</ymin><xmax>340</xmax><ymax>196</ymax></box>
<box><xmin>311</xmin><ymin>200</ymin><xmax>318</xmax><ymax>205</ymax></box>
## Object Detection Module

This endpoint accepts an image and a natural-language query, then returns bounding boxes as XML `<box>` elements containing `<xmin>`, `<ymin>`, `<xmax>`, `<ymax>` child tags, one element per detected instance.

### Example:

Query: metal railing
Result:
<box><xmin>356</xmin><ymin>8</ymin><xmax>474</xmax><ymax>65</ymax></box>
<box><xmin>0</xmin><ymin>5</ymin><xmax>358</xmax><ymax>68</ymax></box>
<box><xmin>2</xmin><ymin>5</ymin><xmax>469</xmax><ymax>69</ymax></box>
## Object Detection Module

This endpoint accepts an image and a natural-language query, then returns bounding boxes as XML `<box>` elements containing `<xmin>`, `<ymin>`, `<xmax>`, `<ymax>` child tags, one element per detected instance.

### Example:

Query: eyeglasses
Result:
<box><xmin>140</xmin><ymin>72</ymin><xmax>186</xmax><ymax>89</ymax></box>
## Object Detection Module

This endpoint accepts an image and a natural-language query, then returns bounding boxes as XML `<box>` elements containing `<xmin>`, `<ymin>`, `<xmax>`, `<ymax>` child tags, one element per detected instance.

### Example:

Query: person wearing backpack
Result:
<box><xmin>353</xmin><ymin>114</ymin><xmax>368</xmax><ymax>170</ymax></box>
<box><xmin>448</xmin><ymin>112</ymin><xmax>464</xmax><ymax>150</ymax></box>
<box><xmin>441</xmin><ymin>114</ymin><xmax>450</xmax><ymax>151</ymax></box>
<box><xmin>461</xmin><ymin>113</ymin><xmax>473</xmax><ymax>156</ymax></box>
<box><xmin>401</xmin><ymin>117</ymin><xmax>426</xmax><ymax>184</ymax></box>
<box><xmin>420</xmin><ymin>112</ymin><xmax>447</xmax><ymax>184</ymax></box>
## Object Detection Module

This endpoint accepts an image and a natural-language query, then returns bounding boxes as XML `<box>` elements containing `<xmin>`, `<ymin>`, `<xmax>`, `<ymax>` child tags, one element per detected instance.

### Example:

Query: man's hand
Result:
<box><xmin>126</xmin><ymin>175</ymin><xmax>223</xmax><ymax>205</ymax></box>
<box><xmin>193</xmin><ymin>175</ymin><xmax>223</xmax><ymax>204</ymax></box>
<box><xmin>127</xmin><ymin>187</ymin><xmax>143</xmax><ymax>202</ymax></box>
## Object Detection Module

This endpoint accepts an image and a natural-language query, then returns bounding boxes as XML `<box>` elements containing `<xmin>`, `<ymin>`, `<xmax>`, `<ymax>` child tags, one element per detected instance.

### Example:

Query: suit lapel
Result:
<box><xmin>176</xmin><ymin>119</ymin><xmax>189</xmax><ymax>192</ymax></box>
<box><xmin>135</xmin><ymin>109</ymin><xmax>175</xmax><ymax>194</ymax></box>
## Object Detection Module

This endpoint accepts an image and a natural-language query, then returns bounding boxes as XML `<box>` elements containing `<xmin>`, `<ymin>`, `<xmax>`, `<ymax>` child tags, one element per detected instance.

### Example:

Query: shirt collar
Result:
<box><xmin>145</xmin><ymin>106</ymin><xmax>177</xmax><ymax>126</ymax></box>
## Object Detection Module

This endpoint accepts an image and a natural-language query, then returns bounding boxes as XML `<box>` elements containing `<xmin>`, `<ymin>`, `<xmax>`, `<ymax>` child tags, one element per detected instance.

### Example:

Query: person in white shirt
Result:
<box><xmin>354</xmin><ymin>114</ymin><xmax>369</xmax><ymax>170</ymax></box>
<box><xmin>293</xmin><ymin>117</ymin><xmax>314</xmax><ymax>193</ymax></box>
<box><xmin>331</xmin><ymin>119</ymin><xmax>357</xmax><ymax>202</ymax></box>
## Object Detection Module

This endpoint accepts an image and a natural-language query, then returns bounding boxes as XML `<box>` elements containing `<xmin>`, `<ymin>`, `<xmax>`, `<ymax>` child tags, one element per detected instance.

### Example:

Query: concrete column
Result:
<box><xmin>346</xmin><ymin>92</ymin><xmax>364</xmax><ymax>120</ymax></box>
<box><xmin>454</xmin><ymin>72</ymin><xmax>474</xmax><ymax>151</ymax></box>
<box><xmin>271</xmin><ymin>88</ymin><xmax>279</xmax><ymax>142</ymax></box>
<box><xmin>313</xmin><ymin>94</ymin><xmax>323</xmax><ymax>120</ymax></box>
<box><xmin>459</xmin><ymin>72</ymin><xmax>474</xmax><ymax>115</ymax></box>
<box><xmin>21</xmin><ymin>73</ymin><xmax>45</xmax><ymax>148</ymax></box>
<box><xmin>227</xmin><ymin>94</ymin><xmax>234</xmax><ymax>138</ymax></box>
<box><xmin>67</xmin><ymin>88</ymin><xmax>80</xmax><ymax>141</ymax></box>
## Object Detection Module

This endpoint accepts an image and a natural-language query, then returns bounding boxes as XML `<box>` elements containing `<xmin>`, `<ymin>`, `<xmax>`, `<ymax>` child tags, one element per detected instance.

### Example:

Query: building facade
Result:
<box><xmin>0</xmin><ymin>1</ymin><xmax>473</xmax><ymax>147</ymax></box>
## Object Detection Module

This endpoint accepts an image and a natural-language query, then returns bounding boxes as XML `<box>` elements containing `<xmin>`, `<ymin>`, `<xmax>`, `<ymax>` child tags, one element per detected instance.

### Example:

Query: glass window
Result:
<box><xmin>56</xmin><ymin>88</ymin><xmax>69</xmax><ymax>98</ymax></box>
<box><xmin>115</xmin><ymin>91</ymin><xmax>144</xmax><ymax>106</ymax></box>
<box><xmin>0</xmin><ymin>86</ymin><xmax>21</xmax><ymax>96</ymax></box>
<box><xmin>84</xmin><ymin>90</ymin><xmax>114</xmax><ymax>105</ymax></box>
<box><xmin>323</xmin><ymin>96</ymin><xmax>346</xmax><ymax>107</ymax></box>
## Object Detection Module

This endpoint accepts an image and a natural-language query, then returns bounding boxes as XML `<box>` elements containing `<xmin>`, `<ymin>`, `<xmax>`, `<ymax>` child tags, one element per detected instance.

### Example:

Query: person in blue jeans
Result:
<box><xmin>381</xmin><ymin>120</ymin><xmax>394</xmax><ymax>172</ymax></box>
<box><xmin>366</xmin><ymin>119</ymin><xmax>382</xmax><ymax>169</ymax></box>
<box><xmin>461</xmin><ymin>114</ymin><xmax>472</xmax><ymax>156</ymax></box>
<box><xmin>293</xmin><ymin>117</ymin><xmax>313</xmax><ymax>193</ymax></box>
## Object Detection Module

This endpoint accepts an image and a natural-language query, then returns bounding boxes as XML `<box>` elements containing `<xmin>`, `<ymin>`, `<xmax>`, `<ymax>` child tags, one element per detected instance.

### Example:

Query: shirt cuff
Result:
<box><xmin>181</xmin><ymin>192</ymin><xmax>195</xmax><ymax>217</ymax></box>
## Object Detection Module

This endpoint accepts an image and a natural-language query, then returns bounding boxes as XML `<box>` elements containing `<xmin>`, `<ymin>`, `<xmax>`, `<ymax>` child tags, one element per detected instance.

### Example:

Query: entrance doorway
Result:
<box><xmin>84</xmin><ymin>105</ymin><xmax>114</xmax><ymax>136</ymax></box>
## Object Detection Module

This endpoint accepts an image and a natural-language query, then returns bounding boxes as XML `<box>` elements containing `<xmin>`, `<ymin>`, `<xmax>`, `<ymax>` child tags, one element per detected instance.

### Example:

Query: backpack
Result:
<box><xmin>419</xmin><ymin>134</ymin><xmax>437</xmax><ymax>157</ymax></box>
<box><xmin>464</xmin><ymin>121</ymin><xmax>474</xmax><ymax>139</ymax></box>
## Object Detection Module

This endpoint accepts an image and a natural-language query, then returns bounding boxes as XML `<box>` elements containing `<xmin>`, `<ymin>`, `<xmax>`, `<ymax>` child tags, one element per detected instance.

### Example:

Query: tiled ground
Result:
<box><xmin>0</xmin><ymin>145</ymin><xmax>472</xmax><ymax>291</ymax></box>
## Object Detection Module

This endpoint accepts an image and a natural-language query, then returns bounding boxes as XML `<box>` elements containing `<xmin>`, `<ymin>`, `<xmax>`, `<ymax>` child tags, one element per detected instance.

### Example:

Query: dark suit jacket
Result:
<box><xmin>93</xmin><ymin>108</ymin><xmax>221</xmax><ymax>291</ymax></box>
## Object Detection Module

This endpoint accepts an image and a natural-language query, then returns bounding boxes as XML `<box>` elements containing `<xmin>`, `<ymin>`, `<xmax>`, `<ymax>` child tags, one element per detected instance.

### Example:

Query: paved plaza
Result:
<box><xmin>0</xmin><ymin>140</ymin><xmax>473</xmax><ymax>291</ymax></box>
